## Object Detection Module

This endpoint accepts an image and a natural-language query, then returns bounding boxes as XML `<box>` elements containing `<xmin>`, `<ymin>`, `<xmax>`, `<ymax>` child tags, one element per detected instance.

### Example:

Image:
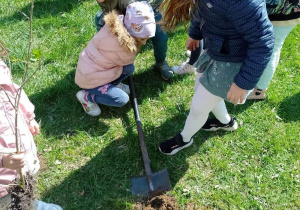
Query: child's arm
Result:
<box><xmin>225</xmin><ymin>0</ymin><xmax>274</xmax><ymax>104</ymax></box>
<box><xmin>29</xmin><ymin>119</ymin><xmax>40</xmax><ymax>136</ymax></box>
<box><xmin>227</xmin><ymin>0</ymin><xmax>274</xmax><ymax>91</ymax></box>
<box><xmin>188</xmin><ymin>8</ymin><xmax>204</xmax><ymax>42</ymax></box>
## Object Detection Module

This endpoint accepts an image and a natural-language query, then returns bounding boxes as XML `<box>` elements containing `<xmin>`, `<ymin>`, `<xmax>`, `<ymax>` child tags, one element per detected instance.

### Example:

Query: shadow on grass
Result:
<box><xmin>33</xmin><ymin>61</ymin><xmax>232</xmax><ymax>209</ymax></box>
<box><xmin>40</xmin><ymin>104</ymin><xmax>232</xmax><ymax>209</ymax></box>
<box><xmin>277</xmin><ymin>91</ymin><xmax>300</xmax><ymax>122</ymax></box>
<box><xmin>29</xmin><ymin>65</ymin><xmax>187</xmax><ymax>138</ymax></box>
<box><xmin>2</xmin><ymin>0</ymin><xmax>86</xmax><ymax>23</ymax></box>
<box><xmin>225</xmin><ymin>100</ymin><xmax>255</xmax><ymax>116</ymax></box>
<box><xmin>29</xmin><ymin>70</ymin><xmax>109</xmax><ymax>139</ymax></box>
<box><xmin>36</xmin><ymin>67</ymin><xmax>239</xmax><ymax>209</ymax></box>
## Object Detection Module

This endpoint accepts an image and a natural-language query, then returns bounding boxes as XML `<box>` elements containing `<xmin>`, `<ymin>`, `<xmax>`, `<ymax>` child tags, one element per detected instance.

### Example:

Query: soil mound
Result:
<box><xmin>135</xmin><ymin>194</ymin><xmax>180</xmax><ymax>210</ymax></box>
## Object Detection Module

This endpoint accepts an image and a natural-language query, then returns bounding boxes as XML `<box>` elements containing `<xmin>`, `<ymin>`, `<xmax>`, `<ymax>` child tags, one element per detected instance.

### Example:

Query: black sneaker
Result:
<box><xmin>202</xmin><ymin>117</ymin><xmax>238</xmax><ymax>131</ymax></box>
<box><xmin>158</xmin><ymin>134</ymin><xmax>193</xmax><ymax>155</ymax></box>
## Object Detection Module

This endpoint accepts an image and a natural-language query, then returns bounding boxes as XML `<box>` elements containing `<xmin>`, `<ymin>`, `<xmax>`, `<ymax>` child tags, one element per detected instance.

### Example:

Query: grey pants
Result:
<box><xmin>0</xmin><ymin>194</ymin><xmax>11</xmax><ymax>209</ymax></box>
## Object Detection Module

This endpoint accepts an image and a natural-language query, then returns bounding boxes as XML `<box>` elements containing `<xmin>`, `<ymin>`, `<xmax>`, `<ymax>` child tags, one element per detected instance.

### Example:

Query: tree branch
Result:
<box><xmin>0</xmin><ymin>86</ymin><xmax>16</xmax><ymax>109</ymax></box>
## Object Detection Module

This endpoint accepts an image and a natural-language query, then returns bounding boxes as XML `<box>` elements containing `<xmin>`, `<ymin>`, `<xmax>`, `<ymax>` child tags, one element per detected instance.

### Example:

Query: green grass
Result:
<box><xmin>1</xmin><ymin>0</ymin><xmax>300</xmax><ymax>209</ymax></box>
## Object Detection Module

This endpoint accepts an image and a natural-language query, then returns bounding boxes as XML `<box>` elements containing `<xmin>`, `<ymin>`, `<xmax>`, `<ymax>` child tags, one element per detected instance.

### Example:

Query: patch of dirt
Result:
<box><xmin>135</xmin><ymin>194</ymin><xmax>180</xmax><ymax>210</ymax></box>
<box><xmin>8</xmin><ymin>172</ymin><xmax>36</xmax><ymax>210</ymax></box>
<box><xmin>37</xmin><ymin>154</ymin><xmax>48</xmax><ymax>173</ymax></box>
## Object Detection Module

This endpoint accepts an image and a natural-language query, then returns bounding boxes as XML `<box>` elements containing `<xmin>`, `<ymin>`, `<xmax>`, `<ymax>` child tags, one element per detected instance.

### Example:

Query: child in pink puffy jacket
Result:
<box><xmin>75</xmin><ymin>1</ymin><xmax>156</xmax><ymax>116</ymax></box>
<box><xmin>0</xmin><ymin>58</ymin><xmax>62</xmax><ymax>209</ymax></box>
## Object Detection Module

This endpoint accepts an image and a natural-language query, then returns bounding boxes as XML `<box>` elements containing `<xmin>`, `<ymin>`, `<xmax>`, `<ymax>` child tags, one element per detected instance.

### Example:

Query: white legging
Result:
<box><xmin>180</xmin><ymin>73</ymin><xmax>231</xmax><ymax>142</ymax></box>
<box><xmin>257</xmin><ymin>25</ymin><xmax>295</xmax><ymax>90</ymax></box>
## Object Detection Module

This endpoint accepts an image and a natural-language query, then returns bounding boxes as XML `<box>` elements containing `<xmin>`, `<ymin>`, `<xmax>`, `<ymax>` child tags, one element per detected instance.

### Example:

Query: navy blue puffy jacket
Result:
<box><xmin>189</xmin><ymin>0</ymin><xmax>274</xmax><ymax>90</ymax></box>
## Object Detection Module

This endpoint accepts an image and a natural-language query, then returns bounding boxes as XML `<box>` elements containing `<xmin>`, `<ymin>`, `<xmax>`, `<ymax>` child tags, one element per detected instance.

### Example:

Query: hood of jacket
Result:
<box><xmin>75</xmin><ymin>11</ymin><xmax>137</xmax><ymax>89</ymax></box>
<box><xmin>103</xmin><ymin>10</ymin><xmax>137</xmax><ymax>53</ymax></box>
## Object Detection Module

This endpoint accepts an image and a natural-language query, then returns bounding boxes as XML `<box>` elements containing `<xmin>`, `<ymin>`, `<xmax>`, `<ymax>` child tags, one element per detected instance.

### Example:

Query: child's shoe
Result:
<box><xmin>186</xmin><ymin>50</ymin><xmax>191</xmax><ymax>57</ymax></box>
<box><xmin>202</xmin><ymin>117</ymin><xmax>238</xmax><ymax>131</ymax></box>
<box><xmin>171</xmin><ymin>61</ymin><xmax>185</xmax><ymax>73</ymax></box>
<box><xmin>247</xmin><ymin>87</ymin><xmax>266</xmax><ymax>100</ymax></box>
<box><xmin>35</xmin><ymin>200</ymin><xmax>63</xmax><ymax>210</ymax></box>
<box><xmin>76</xmin><ymin>90</ymin><xmax>101</xmax><ymax>116</ymax></box>
<box><xmin>155</xmin><ymin>60</ymin><xmax>174</xmax><ymax>80</ymax></box>
<box><xmin>158</xmin><ymin>133</ymin><xmax>193</xmax><ymax>155</ymax></box>
<box><xmin>116</xmin><ymin>82</ymin><xmax>130</xmax><ymax>94</ymax></box>
<box><xmin>172</xmin><ymin>62</ymin><xmax>196</xmax><ymax>75</ymax></box>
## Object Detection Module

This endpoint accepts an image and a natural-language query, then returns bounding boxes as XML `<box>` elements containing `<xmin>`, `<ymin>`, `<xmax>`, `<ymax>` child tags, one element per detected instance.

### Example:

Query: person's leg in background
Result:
<box><xmin>188</xmin><ymin>41</ymin><xmax>202</xmax><ymax>65</ymax></box>
<box><xmin>95</xmin><ymin>10</ymin><xmax>105</xmax><ymax>32</ymax></box>
<box><xmin>247</xmin><ymin>24</ymin><xmax>295</xmax><ymax>100</ymax></box>
<box><xmin>151</xmin><ymin>9</ymin><xmax>173</xmax><ymax>80</ymax></box>
<box><xmin>172</xmin><ymin>40</ymin><xmax>203</xmax><ymax>75</ymax></box>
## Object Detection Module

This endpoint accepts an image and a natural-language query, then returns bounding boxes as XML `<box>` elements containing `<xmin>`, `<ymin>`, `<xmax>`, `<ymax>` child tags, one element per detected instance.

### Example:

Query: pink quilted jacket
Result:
<box><xmin>0</xmin><ymin>59</ymin><xmax>40</xmax><ymax>197</ymax></box>
<box><xmin>75</xmin><ymin>11</ymin><xmax>138</xmax><ymax>89</ymax></box>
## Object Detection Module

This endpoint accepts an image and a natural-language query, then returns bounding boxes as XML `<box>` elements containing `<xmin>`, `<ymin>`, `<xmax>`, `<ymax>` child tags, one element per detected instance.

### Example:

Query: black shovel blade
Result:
<box><xmin>131</xmin><ymin>168</ymin><xmax>171</xmax><ymax>196</ymax></box>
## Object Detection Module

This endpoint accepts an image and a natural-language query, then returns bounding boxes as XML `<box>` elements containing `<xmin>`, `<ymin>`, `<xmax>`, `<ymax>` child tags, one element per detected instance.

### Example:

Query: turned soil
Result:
<box><xmin>8</xmin><ymin>173</ymin><xmax>35</xmax><ymax>210</ymax></box>
<box><xmin>135</xmin><ymin>194</ymin><xmax>180</xmax><ymax>210</ymax></box>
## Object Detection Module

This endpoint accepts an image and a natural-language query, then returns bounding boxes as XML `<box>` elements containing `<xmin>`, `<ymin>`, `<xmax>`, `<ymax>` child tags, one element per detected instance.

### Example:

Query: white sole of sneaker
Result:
<box><xmin>159</xmin><ymin>138</ymin><xmax>194</xmax><ymax>156</ymax></box>
<box><xmin>202</xmin><ymin>121</ymin><xmax>238</xmax><ymax>132</ymax></box>
<box><xmin>175</xmin><ymin>71</ymin><xmax>196</xmax><ymax>75</ymax></box>
<box><xmin>76</xmin><ymin>93</ymin><xmax>101</xmax><ymax>117</ymax></box>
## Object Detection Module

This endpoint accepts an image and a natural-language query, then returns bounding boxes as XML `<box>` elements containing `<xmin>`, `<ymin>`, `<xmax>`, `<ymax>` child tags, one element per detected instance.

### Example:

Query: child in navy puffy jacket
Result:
<box><xmin>158</xmin><ymin>0</ymin><xmax>274</xmax><ymax>155</ymax></box>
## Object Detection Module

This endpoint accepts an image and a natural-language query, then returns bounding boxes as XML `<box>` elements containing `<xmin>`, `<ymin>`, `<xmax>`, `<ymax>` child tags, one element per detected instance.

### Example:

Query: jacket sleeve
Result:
<box><xmin>188</xmin><ymin>8</ymin><xmax>203</xmax><ymax>40</ymax></box>
<box><xmin>0</xmin><ymin>154</ymin><xmax>3</xmax><ymax>168</ymax></box>
<box><xmin>0</xmin><ymin>61</ymin><xmax>35</xmax><ymax>124</ymax></box>
<box><xmin>227</xmin><ymin>0</ymin><xmax>274</xmax><ymax>90</ymax></box>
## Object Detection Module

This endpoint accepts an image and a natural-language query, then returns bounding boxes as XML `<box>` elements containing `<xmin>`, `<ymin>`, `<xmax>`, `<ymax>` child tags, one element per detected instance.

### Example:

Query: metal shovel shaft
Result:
<box><xmin>128</xmin><ymin>76</ymin><xmax>171</xmax><ymax>196</ymax></box>
<box><xmin>128</xmin><ymin>76</ymin><xmax>154</xmax><ymax>191</ymax></box>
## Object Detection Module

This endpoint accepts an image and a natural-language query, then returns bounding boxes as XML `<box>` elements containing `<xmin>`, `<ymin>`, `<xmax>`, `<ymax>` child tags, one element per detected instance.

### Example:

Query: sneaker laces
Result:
<box><xmin>166</xmin><ymin>134</ymin><xmax>185</xmax><ymax>148</ymax></box>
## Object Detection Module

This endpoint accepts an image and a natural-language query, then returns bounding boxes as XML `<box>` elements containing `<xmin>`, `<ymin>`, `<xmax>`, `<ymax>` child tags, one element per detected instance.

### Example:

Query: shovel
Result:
<box><xmin>128</xmin><ymin>75</ymin><xmax>171</xmax><ymax>197</ymax></box>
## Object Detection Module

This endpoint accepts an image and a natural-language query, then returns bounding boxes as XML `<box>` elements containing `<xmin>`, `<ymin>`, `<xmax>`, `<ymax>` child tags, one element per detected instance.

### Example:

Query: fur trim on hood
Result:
<box><xmin>104</xmin><ymin>11</ymin><xmax>137</xmax><ymax>53</ymax></box>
